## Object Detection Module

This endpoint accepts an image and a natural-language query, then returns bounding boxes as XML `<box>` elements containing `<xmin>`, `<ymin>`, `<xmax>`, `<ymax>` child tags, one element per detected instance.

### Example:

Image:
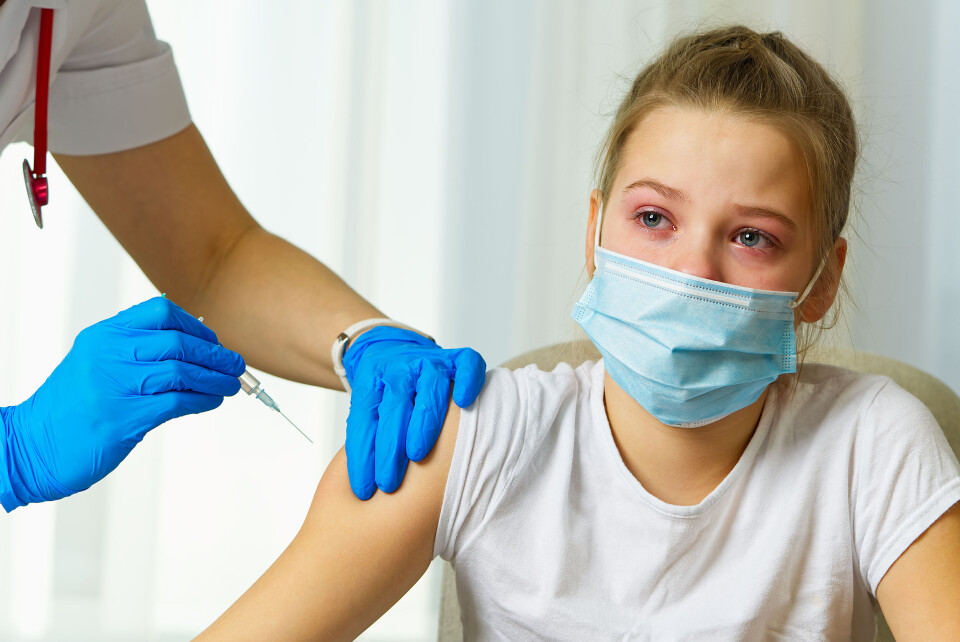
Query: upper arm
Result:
<box><xmin>54</xmin><ymin>125</ymin><xmax>257</xmax><ymax>301</ymax></box>
<box><xmin>195</xmin><ymin>402</ymin><xmax>462</xmax><ymax>642</ymax></box>
<box><xmin>876</xmin><ymin>502</ymin><xmax>960</xmax><ymax>640</ymax></box>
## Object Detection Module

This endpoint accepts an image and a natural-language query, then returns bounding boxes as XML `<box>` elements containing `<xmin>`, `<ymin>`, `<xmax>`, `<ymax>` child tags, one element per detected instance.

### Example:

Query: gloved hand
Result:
<box><xmin>0</xmin><ymin>296</ymin><xmax>245</xmax><ymax>512</ymax></box>
<box><xmin>342</xmin><ymin>326</ymin><xmax>486</xmax><ymax>499</ymax></box>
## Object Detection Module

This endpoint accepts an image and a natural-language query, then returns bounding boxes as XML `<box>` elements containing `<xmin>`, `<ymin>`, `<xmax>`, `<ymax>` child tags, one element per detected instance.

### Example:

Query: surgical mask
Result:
<box><xmin>572</xmin><ymin>212</ymin><xmax>822</xmax><ymax>427</ymax></box>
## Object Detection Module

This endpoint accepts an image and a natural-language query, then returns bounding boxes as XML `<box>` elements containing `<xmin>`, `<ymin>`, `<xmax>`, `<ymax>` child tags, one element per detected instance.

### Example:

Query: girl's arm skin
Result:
<box><xmin>876</xmin><ymin>502</ymin><xmax>960</xmax><ymax>639</ymax></box>
<box><xmin>194</xmin><ymin>403</ymin><xmax>462</xmax><ymax>641</ymax></box>
<box><xmin>54</xmin><ymin>124</ymin><xmax>381</xmax><ymax>390</ymax></box>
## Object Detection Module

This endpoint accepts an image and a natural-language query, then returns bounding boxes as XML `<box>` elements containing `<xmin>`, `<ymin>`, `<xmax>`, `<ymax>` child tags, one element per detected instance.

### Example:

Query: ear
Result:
<box><xmin>798</xmin><ymin>238</ymin><xmax>847</xmax><ymax>324</ymax></box>
<box><xmin>586</xmin><ymin>189</ymin><xmax>601</xmax><ymax>278</ymax></box>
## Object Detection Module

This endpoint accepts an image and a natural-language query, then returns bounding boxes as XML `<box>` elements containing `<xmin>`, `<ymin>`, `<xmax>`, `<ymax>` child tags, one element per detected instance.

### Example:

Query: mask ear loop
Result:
<box><xmin>789</xmin><ymin>259</ymin><xmax>827</xmax><ymax>309</ymax></box>
<box><xmin>593</xmin><ymin>197</ymin><xmax>604</xmax><ymax>270</ymax></box>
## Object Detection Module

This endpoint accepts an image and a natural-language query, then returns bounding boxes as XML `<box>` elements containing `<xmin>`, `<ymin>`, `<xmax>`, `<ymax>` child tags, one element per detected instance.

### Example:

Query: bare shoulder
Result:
<box><xmin>194</xmin><ymin>402</ymin><xmax>464</xmax><ymax>641</ymax></box>
<box><xmin>308</xmin><ymin>401</ymin><xmax>462</xmax><ymax>533</ymax></box>
<box><xmin>877</xmin><ymin>502</ymin><xmax>960</xmax><ymax>640</ymax></box>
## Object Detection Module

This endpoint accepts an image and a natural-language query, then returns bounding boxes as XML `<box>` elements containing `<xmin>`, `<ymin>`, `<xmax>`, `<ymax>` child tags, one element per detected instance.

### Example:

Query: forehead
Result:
<box><xmin>615</xmin><ymin>106</ymin><xmax>811</xmax><ymax>225</ymax></box>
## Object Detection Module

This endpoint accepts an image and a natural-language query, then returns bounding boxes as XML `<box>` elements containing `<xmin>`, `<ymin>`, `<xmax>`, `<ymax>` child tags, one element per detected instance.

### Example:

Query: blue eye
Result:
<box><xmin>641</xmin><ymin>211</ymin><xmax>663</xmax><ymax>228</ymax></box>
<box><xmin>739</xmin><ymin>230</ymin><xmax>761</xmax><ymax>247</ymax></box>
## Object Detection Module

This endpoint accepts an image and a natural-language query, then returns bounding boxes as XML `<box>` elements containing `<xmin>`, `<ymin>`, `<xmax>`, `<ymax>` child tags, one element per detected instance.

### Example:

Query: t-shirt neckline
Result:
<box><xmin>589</xmin><ymin>359</ymin><xmax>777</xmax><ymax>519</ymax></box>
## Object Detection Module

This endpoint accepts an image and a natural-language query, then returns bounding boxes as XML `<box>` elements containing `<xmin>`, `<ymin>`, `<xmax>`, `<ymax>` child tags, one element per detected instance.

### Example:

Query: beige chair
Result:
<box><xmin>437</xmin><ymin>341</ymin><xmax>960</xmax><ymax>642</ymax></box>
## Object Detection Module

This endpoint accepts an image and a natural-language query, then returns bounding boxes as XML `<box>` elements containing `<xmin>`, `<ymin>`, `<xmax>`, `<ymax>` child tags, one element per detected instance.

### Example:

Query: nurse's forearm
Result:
<box><xmin>188</xmin><ymin>225</ymin><xmax>382</xmax><ymax>388</ymax></box>
<box><xmin>54</xmin><ymin>124</ymin><xmax>380</xmax><ymax>389</ymax></box>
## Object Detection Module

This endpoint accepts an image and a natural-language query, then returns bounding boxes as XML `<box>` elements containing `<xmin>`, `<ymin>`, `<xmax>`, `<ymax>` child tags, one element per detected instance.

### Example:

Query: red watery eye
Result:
<box><xmin>639</xmin><ymin>211</ymin><xmax>664</xmax><ymax>227</ymax></box>
<box><xmin>739</xmin><ymin>230</ymin><xmax>761</xmax><ymax>247</ymax></box>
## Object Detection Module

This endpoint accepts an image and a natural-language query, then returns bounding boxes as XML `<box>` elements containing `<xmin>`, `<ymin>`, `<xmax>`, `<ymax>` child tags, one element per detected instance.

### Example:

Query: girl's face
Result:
<box><xmin>587</xmin><ymin>106</ymin><xmax>826</xmax><ymax>300</ymax></box>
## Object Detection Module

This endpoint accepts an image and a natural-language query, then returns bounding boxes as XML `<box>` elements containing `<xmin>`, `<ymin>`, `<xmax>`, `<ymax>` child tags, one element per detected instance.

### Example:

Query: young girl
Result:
<box><xmin>196</xmin><ymin>25</ymin><xmax>960</xmax><ymax>640</ymax></box>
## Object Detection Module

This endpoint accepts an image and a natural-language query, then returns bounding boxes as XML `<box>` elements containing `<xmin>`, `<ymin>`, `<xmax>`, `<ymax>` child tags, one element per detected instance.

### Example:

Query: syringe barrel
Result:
<box><xmin>239</xmin><ymin>370</ymin><xmax>262</xmax><ymax>395</ymax></box>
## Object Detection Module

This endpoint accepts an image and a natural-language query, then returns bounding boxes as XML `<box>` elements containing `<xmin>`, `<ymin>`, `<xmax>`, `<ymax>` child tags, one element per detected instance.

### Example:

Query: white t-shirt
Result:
<box><xmin>0</xmin><ymin>0</ymin><xmax>189</xmax><ymax>155</ymax></box>
<box><xmin>435</xmin><ymin>360</ymin><xmax>960</xmax><ymax>641</ymax></box>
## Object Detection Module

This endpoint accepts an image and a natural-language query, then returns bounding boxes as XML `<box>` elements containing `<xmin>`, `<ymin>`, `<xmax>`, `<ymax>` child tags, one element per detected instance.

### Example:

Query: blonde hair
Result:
<box><xmin>595</xmin><ymin>25</ymin><xmax>858</xmax><ymax>351</ymax></box>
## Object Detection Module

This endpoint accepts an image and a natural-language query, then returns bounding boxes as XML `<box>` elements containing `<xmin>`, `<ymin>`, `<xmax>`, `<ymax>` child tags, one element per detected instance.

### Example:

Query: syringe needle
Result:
<box><xmin>279</xmin><ymin>409</ymin><xmax>314</xmax><ymax>444</ymax></box>
<box><xmin>235</xmin><ymin>367</ymin><xmax>313</xmax><ymax>444</ymax></box>
<box><xmin>195</xmin><ymin>317</ymin><xmax>315</xmax><ymax>445</ymax></box>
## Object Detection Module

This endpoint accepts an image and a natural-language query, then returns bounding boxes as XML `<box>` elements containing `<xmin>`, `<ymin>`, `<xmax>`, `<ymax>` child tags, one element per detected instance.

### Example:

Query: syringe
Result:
<box><xmin>238</xmin><ymin>369</ymin><xmax>314</xmax><ymax>444</ymax></box>
<box><xmin>194</xmin><ymin>313</ymin><xmax>312</xmax><ymax>444</ymax></box>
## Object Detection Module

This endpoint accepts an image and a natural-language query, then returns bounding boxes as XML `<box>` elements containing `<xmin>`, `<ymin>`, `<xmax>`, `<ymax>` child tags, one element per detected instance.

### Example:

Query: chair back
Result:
<box><xmin>437</xmin><ymin>341</ymin><xmax>960</xmax><ymax>642</ymax></box>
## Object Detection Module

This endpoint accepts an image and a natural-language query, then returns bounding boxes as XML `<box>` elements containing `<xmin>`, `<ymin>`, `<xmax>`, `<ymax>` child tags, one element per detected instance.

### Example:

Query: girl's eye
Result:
<box><xmin>634</xmin><ymin>210</ymin><xmax>670</xmax><ymax>229</ymax></box>
<box><xmin>641</xmin><ymin>211</ymin><xmax>662</xmax><ymax>227</ymax></box>
<box><xmin>739</xmin><ymin>230</ymin><xmax>761</xmax><ymax>246</ymax></box>
<box><xmin>735</xmin><ymin>229</ymin><xmax>774</xmax><ymax>250</ymax></box>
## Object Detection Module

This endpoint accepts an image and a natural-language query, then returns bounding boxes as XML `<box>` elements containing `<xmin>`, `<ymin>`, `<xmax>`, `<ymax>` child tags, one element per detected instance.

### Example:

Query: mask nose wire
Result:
<box><xmin>789</xmin><ymin>259</ymin><xmax>827</xmax><ymax>309</ymax></box>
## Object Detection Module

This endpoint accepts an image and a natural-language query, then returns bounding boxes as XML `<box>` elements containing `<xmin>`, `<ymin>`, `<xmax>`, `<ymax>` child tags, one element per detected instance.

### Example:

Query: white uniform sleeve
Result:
<box><xmin>40</xmin><ymin>0</ymin><xmax>190</xmax><ymax>154</ymax></box>
<box><xmin>434</xmin><ymin>365</ymin><xmax>577</xmax><ymax>561</ymax></box>
<box><xmin>853</xmin><ymin>379</ymin><xmax>960</xmax><ymax>594</ymax></box>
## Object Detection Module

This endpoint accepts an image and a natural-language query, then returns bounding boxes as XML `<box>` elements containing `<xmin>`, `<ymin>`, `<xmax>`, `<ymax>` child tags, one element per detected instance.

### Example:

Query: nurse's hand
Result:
<box><xmin>0</xmin><ymin>297</ymin><xmax>245</xmax><ymax>512</ymax></box>
<box><xmin>342</xmin><ymin>326</ymin><xmax>486</xmax><ymax>500</ymax></box>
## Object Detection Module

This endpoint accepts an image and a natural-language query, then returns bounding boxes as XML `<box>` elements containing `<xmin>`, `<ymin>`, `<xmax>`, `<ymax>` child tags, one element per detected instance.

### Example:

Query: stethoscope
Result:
<box><xmin>22</xmin><ymin>8</ymin><xmax>54</xmax><ymax>229</ymax></box>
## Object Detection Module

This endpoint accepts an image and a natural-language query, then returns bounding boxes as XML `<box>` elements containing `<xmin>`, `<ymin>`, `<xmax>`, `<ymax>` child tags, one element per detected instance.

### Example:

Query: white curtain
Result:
<box><xmin>0</xmin><ymin>0</ymin><xmax>956</xmax><ymax>639</ymax></box>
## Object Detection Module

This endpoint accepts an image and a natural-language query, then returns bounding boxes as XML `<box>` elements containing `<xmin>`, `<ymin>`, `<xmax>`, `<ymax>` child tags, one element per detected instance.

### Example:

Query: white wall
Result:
<box><xmin>0</xmin><ymin>0</ymin><xmax>956</xmax><ymax>639</ymax></box>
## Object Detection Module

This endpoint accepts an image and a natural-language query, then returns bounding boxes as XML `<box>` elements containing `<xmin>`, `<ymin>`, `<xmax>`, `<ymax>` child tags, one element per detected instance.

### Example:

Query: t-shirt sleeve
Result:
<box><xmin>433</xmin><ymin>364</ymin><xmax>576</xmax><ymax>561</ymax></box>
<box><xmin>853</xmin><ymin>379</ymin><xmax>960</xmax><ymax>594</ymax></box>
<box><xmin>35</xmin><ymin>0</ymin><xmax>191</xmax><ymax>154</ymax></box>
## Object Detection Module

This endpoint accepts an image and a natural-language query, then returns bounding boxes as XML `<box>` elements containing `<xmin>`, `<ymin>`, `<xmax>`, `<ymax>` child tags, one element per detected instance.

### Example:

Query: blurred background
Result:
<box><xmin>0</xmin><ymin>0</ymin><xmax>957</xmax><ymax>639</ymax></box>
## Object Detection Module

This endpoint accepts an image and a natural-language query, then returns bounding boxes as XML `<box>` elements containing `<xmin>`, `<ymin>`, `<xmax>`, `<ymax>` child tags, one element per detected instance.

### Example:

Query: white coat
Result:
<box><xmin>0</xmin><ymin>0</ymin><xmax>190</xmax><ymax>156</ymax></box>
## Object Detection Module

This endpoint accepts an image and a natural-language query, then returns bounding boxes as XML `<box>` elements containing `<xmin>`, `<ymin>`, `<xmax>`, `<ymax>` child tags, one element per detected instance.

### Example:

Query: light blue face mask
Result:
<box><xmin>572</xmin><ymin>212</ymin><xmax>822</xmax><ymax>428</ymax></box>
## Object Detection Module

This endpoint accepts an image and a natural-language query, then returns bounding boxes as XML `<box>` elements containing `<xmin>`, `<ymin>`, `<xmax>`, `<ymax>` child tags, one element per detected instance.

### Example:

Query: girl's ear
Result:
<box><xmin>799</xmin><ymin>238</ymin><xmax>848</xmax><ymax>323</ymax></box>
<box><xmin>586</xmin><ymin>189</ymin><xmax>601</xmax><ymax>277</ymax></box>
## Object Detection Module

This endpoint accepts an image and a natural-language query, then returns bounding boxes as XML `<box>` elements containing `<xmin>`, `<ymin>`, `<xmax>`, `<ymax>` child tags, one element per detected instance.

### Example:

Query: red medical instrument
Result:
<box><xmin>22</xmin><ymin>8</ymin><xmax>54</xmax><ymax>228</ymax></box>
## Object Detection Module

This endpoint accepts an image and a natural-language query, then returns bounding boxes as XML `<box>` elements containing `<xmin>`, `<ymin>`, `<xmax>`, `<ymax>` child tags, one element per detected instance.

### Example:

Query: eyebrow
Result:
<box><xmin>622</xmin><ymin>178</ymin><xmax>799</xmax><ymax>232</ymax></box>
<box><xmin>623</xmin><ymin>179</ymin><xmax>689</xmax><ymax>202</ymax></box>
<box><xmin>733</xmin><ymin>204</ymin><xmax>799</xmax><ymax>232</ymax></box>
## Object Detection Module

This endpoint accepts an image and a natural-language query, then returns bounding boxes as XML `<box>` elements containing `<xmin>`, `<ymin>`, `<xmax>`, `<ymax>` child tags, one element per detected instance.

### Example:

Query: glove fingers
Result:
<box><xmin>112</xmin><ymin>297</ymin><xmax>219</xmax><ymax>344</ymax></box>
<box><xmin>375</xmin><ymin>369</ymin><xmax>417</xmax><ymax>493</ymax></box>
<box><xmin>343</xmin><ymin>327</ymin><xmax>435</xmax><ymax>376</ymax></box>
<box><xmin>143</xmin><ymin>390</ymin><xmax>225</xmax><ymax>430</ymax></box>
<box><xmin>450</xmin><ymin>348</ymin><xmax>487</xmax><ymax>408</ymax></box>
<box><xmin>131</xmin><ymin>331</ymin><xmax>245</xmax><ymax>376</ymax></box>
<box><xmin>136</xmin><ymin>360</ymin><xmax>242</xmax><ymax>397</ymax></box>
<box><xmin>407</xmin><ymin>361</ymin><xmax>451</xmax><ymax>462</ymax></box>
<box><xmin>346</xmin><ymin>377</ymin><xmax>383</xmax><ymax>500</ymax></box>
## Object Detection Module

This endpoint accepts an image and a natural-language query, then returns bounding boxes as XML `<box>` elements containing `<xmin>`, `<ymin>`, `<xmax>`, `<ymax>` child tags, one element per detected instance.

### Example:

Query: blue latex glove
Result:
<box><xmin>0</xmin><ymin>297</ymin><xmax>245</xmax><ymax>512</ymax></box>
<box><xmin>342</xmin><ymin>326</ymin><xmax>486</xmax><ymax>499</ymax></box>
